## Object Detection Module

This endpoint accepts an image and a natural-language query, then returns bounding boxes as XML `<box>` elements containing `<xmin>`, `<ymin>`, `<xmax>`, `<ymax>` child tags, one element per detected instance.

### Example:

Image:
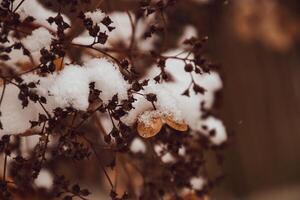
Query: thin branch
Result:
<box><xmin>82</xmin><ymin>135</ymin><xmax>114</xmax><ymax>189</ymax></box>
<box><xmin>2</xmin><ymin>154</ymin><xmax>7</xmax><ymax>181</ymax></box>
<box><xmin>13</xmin><ymin>0</ymin><xmax>26</xmax><ymax>12</ymax></box>
<box><xmin>0</xmin><ymin>79</ymin><xmax>7</xmax><ymax>108</ymax></box>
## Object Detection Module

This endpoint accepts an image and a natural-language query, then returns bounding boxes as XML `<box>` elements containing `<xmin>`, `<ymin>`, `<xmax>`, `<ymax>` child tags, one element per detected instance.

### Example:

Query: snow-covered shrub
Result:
<box><xmin>0</xmin><ymin>0</ymin><xmax>226</xmax><ymax>199</ymax></box>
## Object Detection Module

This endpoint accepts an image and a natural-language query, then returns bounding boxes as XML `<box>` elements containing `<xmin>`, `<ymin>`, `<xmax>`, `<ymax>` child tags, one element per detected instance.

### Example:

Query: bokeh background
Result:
<box><xmin>183</xmin><ymin>0</ymin><xmax>300</xmax><ymax>199</ymax></box>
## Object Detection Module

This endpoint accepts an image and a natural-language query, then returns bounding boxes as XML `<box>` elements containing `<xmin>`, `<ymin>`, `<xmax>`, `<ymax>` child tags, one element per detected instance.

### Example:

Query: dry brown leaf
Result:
<box><xmin>137</xmin><ymin>117</ymin><xmax>163</xmax><ymax>138</ymax></box>
<box><xmin>17</xmin><ymin>60</ymin><xmax>33</xmax><ymax>71</ymax></box>
<box><xmin>163</xmin><ymin>116</ymin><xmax>188</xmax><ymax>132</ymax></box>
<box><xmin>53</xmin><ymin>57</ymin><xmax>64</xmax><ymax>71</ymax></box>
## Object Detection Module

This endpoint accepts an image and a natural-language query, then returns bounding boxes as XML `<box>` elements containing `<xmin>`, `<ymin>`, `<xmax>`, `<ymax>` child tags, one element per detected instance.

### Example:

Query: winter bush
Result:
<box><xmin>0</xmin><ymin>0</ymin><xmax>226</xmax><ymax>199</ymax></box>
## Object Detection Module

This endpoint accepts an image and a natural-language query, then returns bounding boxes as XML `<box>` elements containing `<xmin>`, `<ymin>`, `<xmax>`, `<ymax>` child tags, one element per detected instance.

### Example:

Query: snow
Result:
<box><xmin>85</xmin><ymin>58</ymin><xmax>129</xmax><ymax>103</ymax></box>
<box><xmin>154</xmin><ymin>144</ymin><xmax>176</xmax><ymax>163</ymax></box>
<box><xmin>17</xmin><ymin>0</ymin><xmax>70</xmax><ymax>31</ymax></box>
<box><xmin>190</xmin><ymin>176</ymin><xmax>206</xmax><ymax>190</ymax></box>
<box><xmin>34</xmin><ymin>169</ymin><xmax>53</xmax><ymax>189</ymax></box>
<box><xmin>142</xmin><ymin>49</ymin><xmax>227</xmax><ymax>145</ymax></box>
<box><xmin>200</xmin><ymin>117</ymin><xmax>227</xmax><ymax>145</ymax></box>
<box><xmin>1</xmin><ymin>28</ymin><xmax>53</xmax><ymax>69</ymax></box>
<box><xmin>85</xmin><ymin>9</ymin><xmax>106</xmax><ymax>25</ymax></box>
<box><xmin>50</xmin><ymin>64</ymin><xmax>90</xmax><ymax>110</ymax></box>
<box><xmin>130</xmin><ymin>138</ymin><xmax>146</xmax><ymax>153</ymax></box>
<box><xmin>0</xmin><ymin>58</ymin><xmax>129</xmax><ymax>134</ymax></box>
<box><xmin>178</xmin><ymin>146</ymin><xmax>186</xmax><ymax>156</ymax></box>
<box><xmin>21</xmin><ymin>27</ymin><xmax>53</xmax><ymax>53</ymax></box>
<box><xmin>0</xmin><ymin>84</ymin><xmax>38</xmax><ymax>134</ymax></box>
<box><xmin>121</xmin><ymin>48</ymin><xmax>226</xmax><ymax>144</ymax></box>
<box><xmin>178</xmin><ymin>25</ymin><xmax>198</xmax><ymax>45</ymax></box>
<box><xmin>161</xmin><ymin>152</ymin><xmax>176</xmax><ymax>163</ymax></box>
<box><xmin>137</xmin><ymin>110</ymin><xmax>161</xmax><ymax>126</ymax></box>
<box><xmin>122</xmin><ymin>83</ymin><xmax>183</xmax><ymax>126</ymax></box>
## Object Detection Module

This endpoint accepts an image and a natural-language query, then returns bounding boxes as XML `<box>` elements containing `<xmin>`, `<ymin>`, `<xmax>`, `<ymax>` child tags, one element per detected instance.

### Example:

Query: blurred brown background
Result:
<box><xmin>189</xmin><ymin>0</ymin><xmax>300</xmax><ymax>198</ymax></box>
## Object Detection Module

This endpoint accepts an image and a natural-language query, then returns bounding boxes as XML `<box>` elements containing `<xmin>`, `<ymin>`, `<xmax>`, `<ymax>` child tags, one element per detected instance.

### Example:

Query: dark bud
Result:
<box><xmin>29</xmin><ymin>92</ymin><xmax>39</xmax><ymax>102</ymax></box>
<box><xmin>101</xmin><ymin>16</ymin><xmax>113</xmax><ymax>26</ymax></box>
<box><xmin>182</xmin><ymin>89</ymin><xmax>190</xmax><ymax>97</ymax></box>
<box><xmin>154</xmin><ymin>75</ymin><xmax>160</xmax><ymax>83</ymax></box>
<box><xmin>24</xmin><ymin>16</ymin><xmax>35</xmax><ymax>23</ymax></box>
<box><xmin>162</xmin><ymin>73</ymin><xmax>168</xmax><ymax>80</ymax></box>
<box><xmin>195</xmin><ymin>67</ymin><xmax>201</xmax><ymax>74</ymax></box>
<box><xmin>184</xmin><ymin>63</ymin><xmax>193</xmax><ymax>72</ymax></box>
<box><xmin>39</xmin><ymin>114</ymin><xmax>48</xmax><ymax>122</ymax></box>
<box><xmin>120</xmin><ymin>59</ymin><xmax>129</xmax><ymax>69</ymax></box>
<box><xmin>104</xmin><ymin>134</ymin><xmax>111</xmax><ymax>144</ymax></box>
<box><xmin>146</xmin><ymin>93</ymin><xmax>157</xmax><ymax>102</ymax></box>
<box><xmin>23</xmin><ymin>48</ymin><xmax>31</xmax><ymax>56</ymax></box>
<box><xmin>22</xmin><ymin>98</ymin><xmax>29</xmax><ymax>108</ymax></box>
<box><xmin>40</xmin><ymin>96</ymin><xmax>47</xmax><ymax>104</ymax></box>
<box><xmin>14</xmin><ymin>42</ymin><xmax>22</xmax><ymax>49</ymax></box>
<box><xmin>27</xmin><ymin>82</ymin><xmax>36</xmax><ymax>88</ymax></box>
<box><xmin>47</xmin><ymin>17</ymin><xmax>54</xmax><ymax>24</ymax></box>
<box><xmin>30</xmin><ymin>121</ymin><xmax>39</xmax><ymax>128</ymax></box>
<box><xmin>97</xmin><ymin>32</ymin><xmax>108</xmax><ymax>44</ymax></box>
<box><xmin>193</xmin><ymin>84</ymin><xmax>206</xmax><ymax>94</ymax></box>
<box><xmin>157</xmin><ymin>58</ymin><xmax>166</xmax><ymax>68</ymax></box>
<box><xmin>14</xmin><ymin>76</ymin><xmax>23</xmax><ymax>83</ymax></box>
<box><xmin>107</xmin><ymin>26</ymin><xmax>115</xmax><ymax>32</ymax></box>
<box><xmin>132</xmin><ymin>81</ymin><xmax>142</xmax><ymax>92</ymax></box>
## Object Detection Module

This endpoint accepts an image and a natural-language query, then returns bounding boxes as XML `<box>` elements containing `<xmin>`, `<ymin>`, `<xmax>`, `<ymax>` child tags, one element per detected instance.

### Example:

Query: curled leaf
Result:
<box><xmin>163</xmin><ymin>116</ymin><xmax>188</xmax><ymax>132</ymax></box>
<box><xmin>137</xmin><ymin>116</ymin><xmax>163</xmax><ymax>138</ymax></box>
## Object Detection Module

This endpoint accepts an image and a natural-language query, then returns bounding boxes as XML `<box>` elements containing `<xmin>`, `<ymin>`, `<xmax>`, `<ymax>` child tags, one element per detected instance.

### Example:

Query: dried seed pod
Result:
<box><xmin>137</xmin><ymin>117</ymin><xmax>163</xmax><ymax>138</ymax></box>
<box><xmin>163</xmin><ymin>116</ymin><xmax>188</xmax><ymax>131</ymax></box>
